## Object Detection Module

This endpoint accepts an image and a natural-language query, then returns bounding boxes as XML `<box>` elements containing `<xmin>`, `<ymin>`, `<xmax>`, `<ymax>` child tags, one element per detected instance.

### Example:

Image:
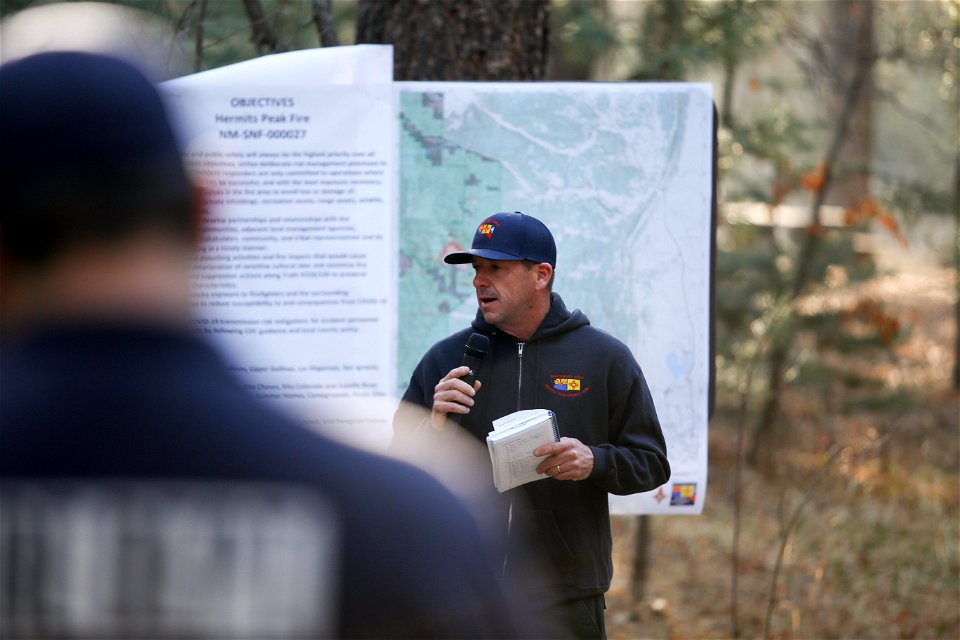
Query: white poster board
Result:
<box><xmin>162</xmin><ymin>46</ymin><xmax>397</xmax><ymax>447</ymax></box>
<box><xmin>163</xmin><ymin>46</ymin><xmax>713</xmax><ymax>514</ymax></box>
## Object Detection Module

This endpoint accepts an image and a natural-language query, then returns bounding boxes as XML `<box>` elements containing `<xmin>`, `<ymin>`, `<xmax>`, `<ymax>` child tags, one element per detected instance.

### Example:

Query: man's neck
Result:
<box><xmin>496</xmin><ymin>292</ymin><xmax>552</xmax><ymax>342</ymax></box>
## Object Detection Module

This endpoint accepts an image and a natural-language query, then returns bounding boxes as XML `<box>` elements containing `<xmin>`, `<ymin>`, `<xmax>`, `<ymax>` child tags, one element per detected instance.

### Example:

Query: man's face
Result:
<box><xmin>471</xmin><ymin>257</ymin><xmax>539</xmax><ymax>335</ymax></box>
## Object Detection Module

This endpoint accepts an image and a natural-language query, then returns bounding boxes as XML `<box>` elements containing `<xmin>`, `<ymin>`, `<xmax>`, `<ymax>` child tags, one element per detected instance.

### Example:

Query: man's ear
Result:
<box><xmin>534</xmin><ymin>263</ymin><xmax>553</xmax><ymax>291</ymax></box>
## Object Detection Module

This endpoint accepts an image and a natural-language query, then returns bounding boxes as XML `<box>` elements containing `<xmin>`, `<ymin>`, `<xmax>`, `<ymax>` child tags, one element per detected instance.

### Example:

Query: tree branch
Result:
<box><xmin>194</xmin><ymin>0</ymin><xmax>208</xmax><ymax>73</ymax></box>
<box><xmin>242</xmin><ymin>0</ymin><xmax>281</xmax><ymax>55</ymax></box>
<box><xmin>791</xmin><ymin>44</ymin><xmax>876</xmax><ymax>296</ymax></box>
<box><xmin>311</xmin><ymin>0</ymin><xmax>339</xmax><ymax>47</ymax></box>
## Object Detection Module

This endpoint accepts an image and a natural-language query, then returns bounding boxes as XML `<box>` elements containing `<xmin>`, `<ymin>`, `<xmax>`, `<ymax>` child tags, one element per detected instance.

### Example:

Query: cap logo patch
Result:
<box><xmin>476</xmin><ymin>218</ymin><xmax>500</xmax><ymax>239</ymax></box>
<box><xmin>546</xmin><ymin>374</ymin><xmax>588</xmax><ymax>397</ymax></box>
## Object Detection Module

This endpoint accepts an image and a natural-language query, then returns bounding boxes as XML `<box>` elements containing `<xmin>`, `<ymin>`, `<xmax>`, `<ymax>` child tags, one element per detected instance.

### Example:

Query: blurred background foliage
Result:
<box><xmin>1</xmin><ymin>1</ymin><xmax>956</xmax><ymax>637</ymax></box>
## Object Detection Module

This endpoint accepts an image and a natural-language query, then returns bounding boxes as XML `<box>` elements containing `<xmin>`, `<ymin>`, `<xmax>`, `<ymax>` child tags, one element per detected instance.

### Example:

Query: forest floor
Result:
<box><xmin>604</xmin><ymin>261</ymin><xmax>959</xmax><ymax>639</ymax></box>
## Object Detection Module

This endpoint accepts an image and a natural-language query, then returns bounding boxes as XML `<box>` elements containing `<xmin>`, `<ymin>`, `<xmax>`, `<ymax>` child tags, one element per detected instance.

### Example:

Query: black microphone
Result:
<box><xmin>448</xmin><ymin>333</ymin><xmax>488</xmax><ymax>429</ymax></box>
<box><xmin>460</xmin><ymin>333</ymin><xmax>489</xmax><ymax>387</ymax></box>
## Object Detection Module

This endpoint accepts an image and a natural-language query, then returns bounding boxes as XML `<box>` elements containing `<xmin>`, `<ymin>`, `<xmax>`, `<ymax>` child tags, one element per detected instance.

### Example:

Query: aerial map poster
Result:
<box><xmin>163</xmin><ymin>47</ymin><xmax>714</xmax><ymax>514</ymax></box>
<box><xmin>395</xmin><ymin>83</ymin><xmax>714</xmax><ymax>514</ymax></box>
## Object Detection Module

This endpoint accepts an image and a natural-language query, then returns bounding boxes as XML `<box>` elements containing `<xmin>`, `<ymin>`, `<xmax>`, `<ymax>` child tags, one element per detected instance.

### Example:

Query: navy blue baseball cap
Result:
<box><xmin>444</xmin><ymin>211</ymin><xmax>557</xmax><ymax>269</ymax></box>
<box><xmin>0</xmin><ymin>50</ymin><xmax>193</xmax><ymax>263</ymax></box>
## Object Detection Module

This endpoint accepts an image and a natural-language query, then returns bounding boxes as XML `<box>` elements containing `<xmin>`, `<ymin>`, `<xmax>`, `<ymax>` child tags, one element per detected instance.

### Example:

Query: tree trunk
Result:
<box><xmin>750</xmin><ymin>1</ymin><xmax>876</xmax><ymax>467</ymax></box>
<box><xmin>719</xmin><ymin>55</ymin><xmax>736</xmax><ymax>129</ymax></box>
<box><xmin>632</xmin><ymin>0</ymin><xmax>688</xmax><ymax>81</ymax></box>
<box><xmin>241</xmin><ymin>0</ymin><xmax>281</xmax><ymax>55</ymax></box>
<box><xmin>311</xmin><ymin>0</ymin><xmax>339</xmax><ymax>48</ymax></box>
<box><xmin>630</xmin><ymin>515</ymin><xmax>652</xmax><ymax>603</ymax></box>
<box><xmin>355</xmin><ymin>0</ymin><xmax>550</xmax><ymax>81</ymax></box>
<box><xmin>954</xmin><ymin>150</ymin><xmax>960</xmax><ymax>389</ymax></box>
<box><xmin>823</xmin><ymin>0</ymin><xmax>875</xmax><ymax>209</ymax></box>
<box><xmin>193</xmin><ymin>0</ymin><xmax>208</xmax><ymax>73</ymax></box>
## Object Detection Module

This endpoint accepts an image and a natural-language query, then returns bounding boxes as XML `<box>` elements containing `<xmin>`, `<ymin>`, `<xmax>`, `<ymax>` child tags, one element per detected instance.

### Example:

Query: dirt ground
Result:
<box><xmin>603</xmin><ymin>263</ymin><xmax>959</xmax><ymax>639</ymax></box>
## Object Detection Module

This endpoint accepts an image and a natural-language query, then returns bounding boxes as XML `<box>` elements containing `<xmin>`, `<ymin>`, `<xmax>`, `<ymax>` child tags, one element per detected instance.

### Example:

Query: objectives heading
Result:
<box><xmin>230</xmin><ymin>97</ymin><xmax>295</xmax><ymax>108</ymax></box>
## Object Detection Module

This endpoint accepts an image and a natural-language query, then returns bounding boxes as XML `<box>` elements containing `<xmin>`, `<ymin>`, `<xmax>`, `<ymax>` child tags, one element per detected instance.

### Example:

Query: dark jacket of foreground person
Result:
<box><xmin>0</xmin><ymin>323</ymin><xmax>532</xmax><ymax>638</ymax></box>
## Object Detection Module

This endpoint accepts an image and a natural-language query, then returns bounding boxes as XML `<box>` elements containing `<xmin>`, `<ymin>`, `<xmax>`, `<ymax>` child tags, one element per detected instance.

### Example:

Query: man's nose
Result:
<box><xmin>472</xmin><ymin>271</ymin><xmax>489</xmax><ymax>288</ymax></box>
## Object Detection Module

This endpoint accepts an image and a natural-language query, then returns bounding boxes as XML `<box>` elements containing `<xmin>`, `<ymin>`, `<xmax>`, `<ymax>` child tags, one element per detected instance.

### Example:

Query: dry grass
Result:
<box><xmin>605</xmin><ymin>266</ymin><xmax>959</xmax><ymax>639</ymax></box>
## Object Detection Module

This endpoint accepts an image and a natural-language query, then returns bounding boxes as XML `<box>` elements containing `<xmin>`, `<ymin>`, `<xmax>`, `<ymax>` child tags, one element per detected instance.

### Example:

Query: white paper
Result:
<box><xmin>161</xmin><ymin>46</ymin><xmax>396</xmax><ymax>447</ymax></box>
<box><xmin>492</xmin><ymin>408</ymin><xmax>549</xmax><ymax>432</ymax></box>
<box><xmin>168</xmin><ymin>46</ymin><xmax>393</xmax><ymax>88</ymax></box>
<box><xmin>487</xmin><ymin>410</ymin><xmax>557</xmax><ymax>492</ymax></box>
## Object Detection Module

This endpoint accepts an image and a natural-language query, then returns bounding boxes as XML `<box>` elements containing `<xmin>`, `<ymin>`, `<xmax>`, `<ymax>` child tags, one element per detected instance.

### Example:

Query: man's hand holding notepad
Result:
<box><xmin>486</xmin><ymin>409</ymin><xmax>559</xmax><ymax>493</ymax></box>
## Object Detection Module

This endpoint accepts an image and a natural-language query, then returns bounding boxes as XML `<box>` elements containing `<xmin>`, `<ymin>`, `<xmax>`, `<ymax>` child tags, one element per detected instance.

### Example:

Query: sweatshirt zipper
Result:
<box><xmin>503</xmin><ymin>341</ymin><xmax>525</xmax><ymax>580</ymax></box>
<box><xmin>516</xmin><ymin>342</ymin><xmax>525</xmax><ymax>410</ymax></box>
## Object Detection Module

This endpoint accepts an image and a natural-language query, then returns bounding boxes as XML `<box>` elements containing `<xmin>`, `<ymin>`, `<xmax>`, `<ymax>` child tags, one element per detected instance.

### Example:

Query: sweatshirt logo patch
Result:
<box><xmin>546</xmin><ymin>374</ymin><xmax>589</xmax><ymax>397</ymax></box>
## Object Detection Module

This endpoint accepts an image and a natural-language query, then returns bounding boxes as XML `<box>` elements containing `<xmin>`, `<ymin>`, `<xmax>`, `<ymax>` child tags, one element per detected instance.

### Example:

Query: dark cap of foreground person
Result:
<box><xmin>0</xmin><ymin>50</ymin><xmax>193</xmax><ymax>267</ymax></box>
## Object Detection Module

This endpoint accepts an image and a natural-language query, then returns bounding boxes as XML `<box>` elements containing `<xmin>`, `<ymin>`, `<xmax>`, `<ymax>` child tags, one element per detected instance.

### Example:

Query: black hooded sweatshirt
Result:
<box><xmin>396</xmin><ymin>293</ymin><xmax>670</xmax><ymax>604</ymax></box>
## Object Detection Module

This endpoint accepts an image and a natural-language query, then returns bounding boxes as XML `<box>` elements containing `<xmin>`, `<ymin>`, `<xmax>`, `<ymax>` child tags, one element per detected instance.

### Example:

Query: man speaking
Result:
<box><xmin>395</xmin><ymin>211</ymin><xmax>671</xmax><ymax>639</ymax></box>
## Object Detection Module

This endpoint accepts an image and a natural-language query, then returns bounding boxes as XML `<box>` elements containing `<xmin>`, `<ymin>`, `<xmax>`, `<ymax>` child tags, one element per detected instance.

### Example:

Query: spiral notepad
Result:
<box><xmin>486</xmin><ymin>409</ymin><xmax>560</xmax><ymax>493</ymax></box>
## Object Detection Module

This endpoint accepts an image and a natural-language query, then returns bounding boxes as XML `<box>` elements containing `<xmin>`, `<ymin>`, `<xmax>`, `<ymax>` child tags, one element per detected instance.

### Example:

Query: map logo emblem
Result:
<box><xmin>670</xmin><ymin>483</ymin><xmax>697</xmax><ymax>506</ymax></box>
<box><xmin>546</xmin><ymin>374</ymin><xmax>588</xmax><ymax>397</ymax></box>
<box><xmin>477</xmin><ymin>219</ymin><xmax>499</xmax><ymax>239</ymax></box>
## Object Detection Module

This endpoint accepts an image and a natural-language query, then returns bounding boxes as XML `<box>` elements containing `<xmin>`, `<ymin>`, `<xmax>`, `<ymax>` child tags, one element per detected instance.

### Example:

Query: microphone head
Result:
<box><xmin>465</xmin><ymin>333</ymin><xmax>489</xmax><ymax>356</ymax></box>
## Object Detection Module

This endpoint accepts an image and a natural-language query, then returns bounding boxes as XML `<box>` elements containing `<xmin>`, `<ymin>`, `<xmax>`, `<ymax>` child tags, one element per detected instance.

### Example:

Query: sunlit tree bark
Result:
<box><xmin>355</xmin><ymin>0</ymin><xmax>549</xmax><ymax>81</ymax></box>
<box><xmin>824</xmin><ymin>0</ymin><xmax>875</xmax><ymax>208</ymax></box>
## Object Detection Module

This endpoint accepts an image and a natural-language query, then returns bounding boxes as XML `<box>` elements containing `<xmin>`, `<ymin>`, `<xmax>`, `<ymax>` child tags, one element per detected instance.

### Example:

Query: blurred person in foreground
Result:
<box><xmin>0</xmin><ymin>50</ymin><xmax>531</xmax><ymax>639</ymax></box>
<box><xmin>395</xmin><ymin>211</ymin><xmax>671</xmax><ymax>639</ymax></box>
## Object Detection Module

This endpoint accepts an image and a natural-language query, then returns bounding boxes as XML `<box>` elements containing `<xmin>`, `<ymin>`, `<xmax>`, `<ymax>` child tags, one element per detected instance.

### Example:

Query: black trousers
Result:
<box><xmin>545</xmin><ymin>594</ymin><xmax>606</xmax><ymax>639</ymax></box>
